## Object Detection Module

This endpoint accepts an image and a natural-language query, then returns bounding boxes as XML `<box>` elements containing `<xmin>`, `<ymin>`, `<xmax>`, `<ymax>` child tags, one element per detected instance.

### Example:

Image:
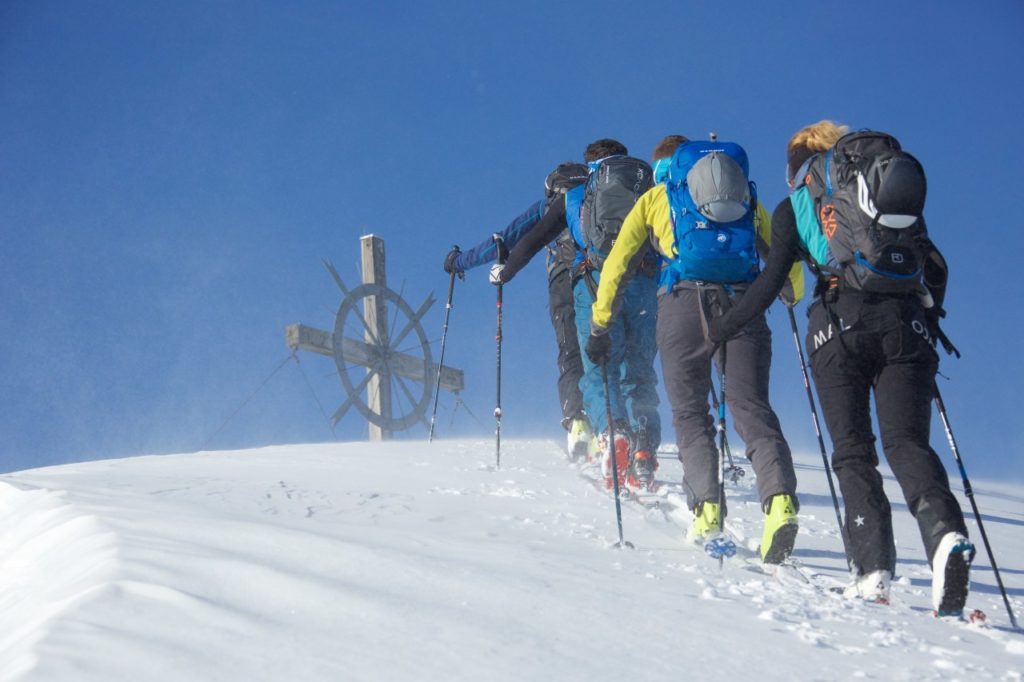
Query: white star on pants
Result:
<box><xmin>854</xmin><ymin>515</ymin><xmax>865</xmax><ymax>526</ymax></box>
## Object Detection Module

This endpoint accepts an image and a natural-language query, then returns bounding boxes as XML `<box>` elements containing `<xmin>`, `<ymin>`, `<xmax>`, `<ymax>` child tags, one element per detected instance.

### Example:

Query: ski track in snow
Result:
<box><xmin>0</xmin><ymin>440</ymin><xmax>1021</xmax><ymax>681</ymax></box>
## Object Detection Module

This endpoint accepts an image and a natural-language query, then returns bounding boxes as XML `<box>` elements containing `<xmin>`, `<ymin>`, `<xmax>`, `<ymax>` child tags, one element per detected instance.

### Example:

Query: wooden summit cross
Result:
<box><xmin>286</xmin><ymin>234</ymin><xmax>464</xmax><ymax>441</ymax></box>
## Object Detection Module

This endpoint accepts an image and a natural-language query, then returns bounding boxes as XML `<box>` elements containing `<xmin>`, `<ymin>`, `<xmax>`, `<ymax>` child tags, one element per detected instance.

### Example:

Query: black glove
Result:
<box><xmin>779</xmin><ymin>282</ymin><xmax>798</xmax><ymax>308</ymax></box>
<box><xmin>585</xmin><ymin>331</ymin><xmax>612</xmax><ymax>366</ymax></box>
<box><xmin>443</xmin><ymin>247</ymin><xmax>463</xmax><ymax>277</ymax></box>
<box><xmin>925</xmin><ymin>306</ymin><xmax>961</xmax><ymax>358</ymax></box>
<box><xmin>924</xmin><ymin>306</ymin><xmax>943</xmax><ymax>345</ymax></box>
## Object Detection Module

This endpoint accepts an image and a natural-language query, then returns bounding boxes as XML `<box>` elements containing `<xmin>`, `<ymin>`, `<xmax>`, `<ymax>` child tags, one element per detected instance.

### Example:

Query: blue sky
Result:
<box><xmin>2</xmin><ymin>0</ymin><xmax>1022</xmax><ymax>482</ymax></box>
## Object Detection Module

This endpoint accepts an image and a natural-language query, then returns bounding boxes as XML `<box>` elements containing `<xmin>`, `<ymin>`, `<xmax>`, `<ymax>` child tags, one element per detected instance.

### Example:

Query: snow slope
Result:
<box><xmin>1</xmin><ymin>440</ymin><xmax>1021</xmax><ymax>681</ymax></box>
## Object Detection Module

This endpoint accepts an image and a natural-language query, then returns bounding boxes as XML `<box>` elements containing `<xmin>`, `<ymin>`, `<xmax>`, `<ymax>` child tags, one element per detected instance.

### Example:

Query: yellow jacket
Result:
<box><xmin>591</xmin><ymin>184</ymin><xmax>804</xmax><ymax>329</ymax></box>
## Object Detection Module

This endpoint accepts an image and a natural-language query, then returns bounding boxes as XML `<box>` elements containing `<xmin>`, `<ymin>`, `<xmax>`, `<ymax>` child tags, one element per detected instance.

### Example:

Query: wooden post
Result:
<box><xmin>361</xmin><ymin>234</ymin><xmax>392</xmax><ymax>441</ymax></box>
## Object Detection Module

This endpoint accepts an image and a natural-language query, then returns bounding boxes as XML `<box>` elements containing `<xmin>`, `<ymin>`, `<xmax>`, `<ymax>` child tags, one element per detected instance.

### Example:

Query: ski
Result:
<box><xmin>742</xmin><ymin>556</ymin><xmax>844</xmax><ymax>595</ymax></box>
<box><xmin>934</xmin><ymin>608</ymin><xmax>989</xmax><ymax>627</ymax></box>
<box><xmin>577</xmin><ymin>462</ymin><xmax>663</xmax><ymax>513</ymax></box>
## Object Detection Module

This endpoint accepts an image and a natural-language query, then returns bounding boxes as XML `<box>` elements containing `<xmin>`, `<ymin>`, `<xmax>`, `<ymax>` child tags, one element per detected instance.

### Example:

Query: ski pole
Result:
<box><xmin>493</xmin><ymin>234</ymin><xmax>508</xmax><ymax>469</ymax></box>
<box><xmin>786</xmin><ymin>305</ymin><xmax>850</xmax><ymax>565</ymax></box>
<box><xmin>429</xmin><ymin>245</ymin><xmax>459</xmax><ymax>443</ymax></box>
<box><xmin>708</xmin><ymin>387</ymin><xmax>743</xmax><ymax>483</ymax></box>
<box><xmin>934</xmin><ymin>385</ymin><xmax>1019</xmax><ymax>629</ymax></box>
<box><xmin>600</xmin><ymin>363</ymin><xmax>632</xmax><ymax>549</ymax></box>
<box><xmin>715</xmin><ymin>344</ymin><xmax>728</xmax><ymax>568</ymax></box>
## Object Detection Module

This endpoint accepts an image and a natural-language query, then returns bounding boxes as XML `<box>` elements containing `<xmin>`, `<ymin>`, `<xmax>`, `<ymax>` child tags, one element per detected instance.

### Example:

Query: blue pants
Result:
<box><xmin>573</xmin><ymin>273</ymin><xmax>661</xmax><ymax>449</ymax></box>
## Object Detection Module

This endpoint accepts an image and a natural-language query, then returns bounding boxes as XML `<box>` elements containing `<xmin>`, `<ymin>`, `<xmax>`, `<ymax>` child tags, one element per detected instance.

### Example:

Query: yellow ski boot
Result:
<box><xmin>686</xmin><ymin>501</ymin><xmax>722</xmax><ymax>543</ymax></box>
<box><xmin>760</xmin><ymin>494</ymin><xmax>799</xmax><ymax>564</ymax></box>
<box><xmin>567</xmin><ymin>418</ymin><xmax>594</xmax><ymax>463</ymax></box>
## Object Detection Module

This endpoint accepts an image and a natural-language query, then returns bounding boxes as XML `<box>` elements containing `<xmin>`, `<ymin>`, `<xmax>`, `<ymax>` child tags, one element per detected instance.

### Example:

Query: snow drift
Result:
<box><xmin>1</xmin><ymin>440</ymin><xmax>1021</xmax><ymax>681</ymax></box>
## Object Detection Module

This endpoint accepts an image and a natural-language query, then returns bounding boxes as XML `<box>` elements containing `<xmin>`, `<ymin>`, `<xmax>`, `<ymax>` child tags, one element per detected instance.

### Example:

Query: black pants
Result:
<box><xmin>807</xmin><ymin>292</ymin><xmax>967</xmax><ymax>575</ymax></box>
<box><xmin>548</xmin><ymin>268</ymin><xmax>585</xmax><ymax>425</ymax></box>
<box><xmin>658</xmin><ymin>286</ymin><xmax>797</xmax><ymax>510</ymax></box>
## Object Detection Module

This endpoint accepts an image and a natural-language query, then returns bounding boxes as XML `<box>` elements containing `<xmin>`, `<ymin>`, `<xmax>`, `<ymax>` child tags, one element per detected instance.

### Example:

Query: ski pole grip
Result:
<box><xmin>493</xmin><ymin>234</ymin><xmax>508</xmax><ymax>265</ymax></box>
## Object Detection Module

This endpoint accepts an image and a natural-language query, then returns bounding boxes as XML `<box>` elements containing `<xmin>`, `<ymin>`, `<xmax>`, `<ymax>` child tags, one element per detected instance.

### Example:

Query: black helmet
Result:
<box><xmin>857</xmin><ymin>152</ymin><xmax>926</xmax><ymax>228</ymax></box>
<box><xmin>544</xmin><ymin>162</ymin><xmax>589</xmax><ymax>199</ymax></box>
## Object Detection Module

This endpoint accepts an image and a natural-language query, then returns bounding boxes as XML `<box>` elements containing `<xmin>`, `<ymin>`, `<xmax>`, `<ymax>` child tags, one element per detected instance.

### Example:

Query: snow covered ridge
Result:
<box><xmin>0</xmin><ymin>440</ymin><xmax>1022</xmax><ymax>681</ymax></box>
<box><xmin>0</xmin><ymin>482</ymin><xmax>119</xmax><ymax>679</ymax></box>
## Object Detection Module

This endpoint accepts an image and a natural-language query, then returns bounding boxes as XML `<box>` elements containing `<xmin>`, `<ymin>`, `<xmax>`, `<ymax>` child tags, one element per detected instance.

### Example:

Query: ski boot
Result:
<box><xmin>626</xmin><ymin>418</ymin><xmax>658</xmax><ymax>492</ymax></box>
<box><xmin>932</xmin><ymin>532</ymin><xmax>975</xmax><ymax>618</ymax></box>
<box><xmin>843</xmin><ymin>569</ymin><xmax>891</xmax><ymax>605</ymax></box>
<box><xmin>687</xmin><ymin>500</ymin><xmax>736</xmax><ymax>558</ymax></box>
<box><xmin>598</xmin><ymin>423</ymin><xmax>631</xmax><ymax>489</ymax></box>
<box><xmin>687</xmin><ymin>501</ymin><xmax>722</xmax><ymax>542</ymax></box>
<box><xmin>760</xmin><ymin>494</ymin><xmax>798</xmax><ymax>564</ymax></box>
<box><xmin>565</xmin><ymin>416</ymin><xmax>594</xmax><ymax>463</ymax></box>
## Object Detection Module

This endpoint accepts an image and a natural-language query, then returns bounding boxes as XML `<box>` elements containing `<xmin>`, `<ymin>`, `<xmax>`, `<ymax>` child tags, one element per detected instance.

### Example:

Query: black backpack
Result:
<box><xmin>798</xmin><ymin>131</ymin><xmax>929</xmax><ymax>294</ymax></box>
<box><xmin>542</xmin><ymin>162</ymin><xmax>589</xmax><ymax>278</ymax></box>
<box><xmin>544</xmin><ymin>162</ymin><xmax>589</xmax><ymax>200</ymax></box>
<box><xmin>580</xmin><ymin>155</ymin><xmax>654</xmax><ymax>268</ymax></box>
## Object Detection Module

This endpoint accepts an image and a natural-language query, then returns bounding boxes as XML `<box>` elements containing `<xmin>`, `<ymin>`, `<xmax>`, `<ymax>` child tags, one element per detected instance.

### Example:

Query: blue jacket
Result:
<box><xmin>452</xmin><ymin>200</ymin><xmax>544</xmax><ymax>273</ymax></box>
<box><xmin>453</xmin><ymin>197</ymin><xmax>577</xmax><ymax>281</ymax></box>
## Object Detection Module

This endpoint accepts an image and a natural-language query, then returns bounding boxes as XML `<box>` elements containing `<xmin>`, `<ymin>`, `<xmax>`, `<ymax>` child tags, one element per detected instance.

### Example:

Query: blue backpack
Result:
<box><xmin>662</xmin><ymin>140</ymin><xmax>759</xmax><ymax>288</ymax></box>
<box><xmin>564</xmin><ymin>183</ymin><xmax>587</xmax><ymax>271</ymax></box>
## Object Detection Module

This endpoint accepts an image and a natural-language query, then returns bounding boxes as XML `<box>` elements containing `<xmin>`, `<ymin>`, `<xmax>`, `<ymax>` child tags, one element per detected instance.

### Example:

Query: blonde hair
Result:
<box><xmin>788</xmin><ymin>120</ymin><xmax>849</xmax><ymax>153</ymax></box>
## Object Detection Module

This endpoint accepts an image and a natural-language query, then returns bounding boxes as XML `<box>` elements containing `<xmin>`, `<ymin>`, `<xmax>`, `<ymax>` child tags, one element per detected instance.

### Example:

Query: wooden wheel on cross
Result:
<box><xmin>328</xmin><ymin>276</ymin><xmax>436</xmax><ymax>433</ymax></box>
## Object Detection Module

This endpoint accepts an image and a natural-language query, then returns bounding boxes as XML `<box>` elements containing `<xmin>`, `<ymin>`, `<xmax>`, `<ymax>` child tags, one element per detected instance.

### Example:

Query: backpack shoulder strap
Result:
<box><xmin>823</xmin><ymin>149</ymin><xmax>835</xmax><ymax>196</ymax></box>
<box><xmin>789</xmin><ymin>185</ymin><xmax>831</xmax><ymax>268</ymax></box>
<box><xmin>565</xmin><ymin>184</ymin><xmax>586</xmax><ymax>249</ymax></box>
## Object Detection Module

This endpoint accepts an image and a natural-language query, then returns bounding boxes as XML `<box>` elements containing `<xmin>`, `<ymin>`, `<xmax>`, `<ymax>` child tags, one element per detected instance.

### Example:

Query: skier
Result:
<box><xmin>709</xmin><ymin>120</ymin><xmax>974</xmax><ymax>614</ymax></box>
<box><xmin>586</xmin><ymin>134</ymin><xmax>803</xmax><ymax>564</ymax></box>
<box><xmin>443</xmin><ymin>162</ymin><xmax>596</xmax><ymax>460</ymax></box>
<box><xmin>491</xmin><ymin>139</ymin><xmax>662</xmax><ymax>490</ymax></box>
